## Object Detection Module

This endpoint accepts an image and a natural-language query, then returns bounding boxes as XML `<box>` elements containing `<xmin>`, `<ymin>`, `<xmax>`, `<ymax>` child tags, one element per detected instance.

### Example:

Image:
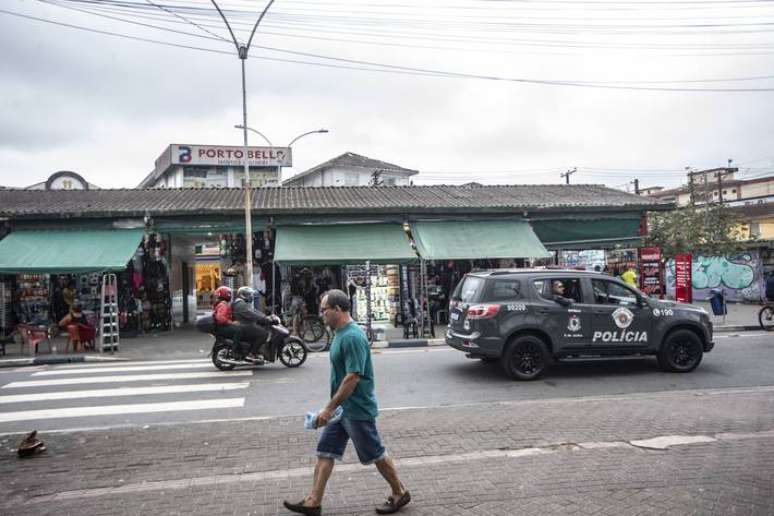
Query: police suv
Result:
<box><xmin>446</xmin><ymin>269</ymin><xmax>714</xmax><ymax>380</ymax></box>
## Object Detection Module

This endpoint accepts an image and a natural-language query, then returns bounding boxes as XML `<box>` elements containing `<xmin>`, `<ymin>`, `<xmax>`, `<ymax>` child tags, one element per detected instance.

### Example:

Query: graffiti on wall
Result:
<box><xmin>665</xmin><ymin>252</ymin><xmax>765</xmax><ymax>302</ymax></box>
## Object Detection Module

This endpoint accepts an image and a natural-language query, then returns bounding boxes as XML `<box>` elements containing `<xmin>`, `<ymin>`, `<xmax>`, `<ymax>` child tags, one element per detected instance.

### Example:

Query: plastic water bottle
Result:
<box><xmin>304</xmin><ymin>406</ymin><xmax>344</xmax><ymax>430</ymax></box>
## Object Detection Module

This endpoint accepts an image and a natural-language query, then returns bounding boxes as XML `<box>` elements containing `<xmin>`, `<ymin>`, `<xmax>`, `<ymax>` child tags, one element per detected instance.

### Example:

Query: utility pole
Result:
<box><xmin>718</xmin><ymin>158</ymin><xmax>732</xmax><ymax>204</ymax></box>
<box><xmin>631</xmin><ymin>178</ymin><xmax>640</xmax><ymax>195</ymax></box>
<box><xmin>685</xmin><ymin>167</ymin><xmax>696</xmax><ymax>206</ymax></box>
<box><xmin>560</xmin><ymin>167</ymin><xmax>577</xmax><ymax>184</ymax></box>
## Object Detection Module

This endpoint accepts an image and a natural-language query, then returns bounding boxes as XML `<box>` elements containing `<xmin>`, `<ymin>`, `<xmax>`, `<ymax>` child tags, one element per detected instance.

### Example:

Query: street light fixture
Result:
<box><xmin>234</xmin><ymin>125</ymin><xmax>273</xmax><ymax>146</ymax></box>
<box><xmin>233</xmin><ymin>126</ymin><xmax>330</xmax><ymax>183</ymax></box>
<box><xmin>210</xmin><ymin>0</ymin><xmax>275</xmax><ymax>287</ymax></box>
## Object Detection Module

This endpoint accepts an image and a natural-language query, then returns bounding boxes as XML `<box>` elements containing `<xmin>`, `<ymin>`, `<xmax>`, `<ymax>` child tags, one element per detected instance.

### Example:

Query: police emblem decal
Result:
<box><xmin>612</xmin><ymin>307</ymin><xmax>634</xmax><ymax>329</ymax></box>
<box><xmin>567</xmin><ymin>314</ymin><xmax>582</xmax><ymax>332</ymax></box>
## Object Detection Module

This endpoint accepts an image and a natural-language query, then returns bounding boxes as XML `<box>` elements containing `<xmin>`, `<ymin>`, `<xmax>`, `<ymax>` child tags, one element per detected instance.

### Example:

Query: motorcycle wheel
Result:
<box><xmin>279</xmin><ymin>337</ymin><xmax>308</xmax><ymax>368</ymax></box>
<box><xmin>212</xmin><ymin>343</ymin><xmax>237</xmax><ymax>371</ymax></box>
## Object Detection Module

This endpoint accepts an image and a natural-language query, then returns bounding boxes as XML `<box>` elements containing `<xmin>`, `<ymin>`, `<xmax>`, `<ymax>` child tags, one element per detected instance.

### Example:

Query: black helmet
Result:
<box><xmin>236</xmin><ymin>286</ymin><xmax>255</xmax><ymax>302</ymax></box>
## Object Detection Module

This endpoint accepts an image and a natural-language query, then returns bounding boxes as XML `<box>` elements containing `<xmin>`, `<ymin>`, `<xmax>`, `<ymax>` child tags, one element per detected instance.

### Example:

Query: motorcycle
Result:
<box><xmin>196</xmin><ymin>315</ymin><xmax>308</xmax><ymax>371</ymax></box>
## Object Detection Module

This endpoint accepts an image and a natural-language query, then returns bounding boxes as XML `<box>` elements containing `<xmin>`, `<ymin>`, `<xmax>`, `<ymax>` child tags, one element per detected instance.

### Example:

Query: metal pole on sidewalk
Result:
<box><xmin>240</xmin><ymin>56</ymin><xmax>254</xmax><ymax>286</ymax></box>
<box><xmin>365</xmin><ymin>260</ymin><xmax>373</xmax><ymax>343</ymax></box>
<box><xmin>210</xmin><ymin>0</ymin><xmax>276</xmax><ymax>288</ymax></box>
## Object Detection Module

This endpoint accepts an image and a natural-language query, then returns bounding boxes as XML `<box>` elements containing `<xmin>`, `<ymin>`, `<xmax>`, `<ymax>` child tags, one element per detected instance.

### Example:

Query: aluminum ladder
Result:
<box><xmin>99</xmin><ymin>273</ymin><xmax>119</xmax><ymax>353</ymax></box>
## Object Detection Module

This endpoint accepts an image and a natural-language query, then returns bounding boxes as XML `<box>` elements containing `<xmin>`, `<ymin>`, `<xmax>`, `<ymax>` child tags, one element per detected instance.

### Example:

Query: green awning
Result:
<box><xmin>153</xmin><ymin>217</ymin><xmax>267</xmax><ymax>235</ymax></box>
<box><xmin>532</xmin><ymin>218</ymin><xmax>642</xmax><ymax>250</ymax></box>
<box><xmin>411</xmin><ymin>221</ymin><xmax>551</xmax><ymax>260</ymax></box>
<box><xmin>274</xmin><ymin>224</ymin><xmax>417</xmax><ymax>265</ymax></box>
<box><xmin>0</xmin><ymin>229</ymin><xmax>144</xmax><ymax>274</ymax></box>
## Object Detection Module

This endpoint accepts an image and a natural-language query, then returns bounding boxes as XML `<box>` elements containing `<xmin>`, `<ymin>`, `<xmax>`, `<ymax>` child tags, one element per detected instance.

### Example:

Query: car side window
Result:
<box><xmin>533</xmin><ymin>278</ymin><xmax>583</xmax><ymax>303</ymax></box>
<box><xmin>488</xmin><ymin>279</ymin><xmax>523</xmax><ymax>301</ymax></box>
<box><xmin>592</xmin><ymin>279</ymin><xmax>638</xmax><ymax>306</ymax></box>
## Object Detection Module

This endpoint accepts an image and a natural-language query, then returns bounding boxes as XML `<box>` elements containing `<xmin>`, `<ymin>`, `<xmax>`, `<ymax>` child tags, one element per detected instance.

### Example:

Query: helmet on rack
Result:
<box><xmin>214</xmin><ymin>286</ymin><xmax>232</xmax><ymax>302</ymax></box>
<box><xmin>236</xmin><ymin>286</ymin><xmax>255</xmax><ymax>302</ymax></box>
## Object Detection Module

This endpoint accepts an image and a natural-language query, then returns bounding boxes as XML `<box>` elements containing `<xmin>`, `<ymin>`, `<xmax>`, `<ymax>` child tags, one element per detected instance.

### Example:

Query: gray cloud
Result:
<box><xmin>1</xmin><ymin>1</ymin><xmax>773</xmax><ymax>190</ymax></box>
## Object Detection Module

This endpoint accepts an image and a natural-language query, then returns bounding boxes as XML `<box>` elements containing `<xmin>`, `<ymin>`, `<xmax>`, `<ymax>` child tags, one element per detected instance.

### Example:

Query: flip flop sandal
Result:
<box><xmin>375</xmin><ymin>491</ymin><xmax>411</xmax><ymax>514</ymax></box>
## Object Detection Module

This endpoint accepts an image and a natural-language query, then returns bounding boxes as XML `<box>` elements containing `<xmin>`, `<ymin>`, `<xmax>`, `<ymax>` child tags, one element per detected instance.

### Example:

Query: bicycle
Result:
<box><xmin>759</xmin><ymin>302</ymin><xmax>774</xmax><ymax>331</ymax></box>
<box><xmin>270</xmin><ymin>298</ymin><xmax>331</xmax><ymax>352</ymax></box>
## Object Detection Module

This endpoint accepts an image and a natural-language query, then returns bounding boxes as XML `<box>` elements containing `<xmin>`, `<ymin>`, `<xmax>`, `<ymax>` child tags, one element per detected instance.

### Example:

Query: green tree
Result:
<box><xmin>644</xmin><ymin>202</ymin><xmax>750</xmax><ymax>260</ymax></box>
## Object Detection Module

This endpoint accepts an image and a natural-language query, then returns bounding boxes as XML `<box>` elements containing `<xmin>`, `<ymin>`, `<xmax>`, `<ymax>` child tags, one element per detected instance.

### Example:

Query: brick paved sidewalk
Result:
<box><xmin>2</xmin><ymin>387</ymin><xmax>773</xmax><ymax>515</ymax></box>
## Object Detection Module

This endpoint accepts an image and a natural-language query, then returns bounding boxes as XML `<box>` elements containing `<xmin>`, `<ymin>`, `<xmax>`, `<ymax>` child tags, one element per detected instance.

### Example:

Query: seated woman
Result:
<box><xmin>58</xmin><ymin>302</ymin><xmax>95</xmax><ymax>352</ymax></box>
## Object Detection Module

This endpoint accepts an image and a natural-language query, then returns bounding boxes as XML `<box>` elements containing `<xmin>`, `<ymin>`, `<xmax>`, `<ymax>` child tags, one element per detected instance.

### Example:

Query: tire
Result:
<box><xmin>212</xmin><ymin>343</ymin><xmax>236</xmax><ymax>371</ymax></box>
<box><xmin>758</xmin><ymin>305</ymin><xmax>774</xmax><ymax>331</ymax></box>
<box><xmin>501</xmin><ymin>335</ymin><xmax>549</xmax><ymax>380</ymax></box>
<box><xmin>279</xmin><ymin>337</ymin><xmax>308</xmax><ymax>368</ymax></box>
<box><xmin>657</xmin><ymin>329</ymin><xmax>704</xmax><ymax>372</ymax></box>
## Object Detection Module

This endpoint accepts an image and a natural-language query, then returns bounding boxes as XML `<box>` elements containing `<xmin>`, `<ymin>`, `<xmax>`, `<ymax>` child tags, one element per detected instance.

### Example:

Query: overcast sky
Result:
<box><xmin>2</xmin><ymin>0</ymin><xmax>774</xmax><ymax>192</ymax></box>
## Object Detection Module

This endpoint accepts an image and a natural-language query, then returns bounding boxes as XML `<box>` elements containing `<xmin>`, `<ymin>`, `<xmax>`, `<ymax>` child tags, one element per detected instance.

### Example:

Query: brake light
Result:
<box><xmin>466</xmin><ymin>304</ymin><xmax>501</xmax><ymax>319</ymax></box>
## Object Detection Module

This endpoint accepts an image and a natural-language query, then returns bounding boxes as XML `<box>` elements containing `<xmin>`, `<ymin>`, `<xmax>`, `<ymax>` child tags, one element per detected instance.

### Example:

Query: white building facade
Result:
<box><xmin>139</xmin><ymin>144</ymin><xmax>292</xmax><ymax>188</ymax></box>
<box><xmin>282</xmin><ymin>152</ymin><xmax>418</xmax><ymax>187</ymax></box>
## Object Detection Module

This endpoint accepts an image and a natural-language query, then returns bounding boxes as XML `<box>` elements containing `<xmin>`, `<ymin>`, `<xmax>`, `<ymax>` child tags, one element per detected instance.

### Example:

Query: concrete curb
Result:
<box><xmin>714</xmin><ymin>325</ymin><xmax>763</xmax><ymax>333</ymax></box>
<box><xmin>0</xmin><ymin>354</ymin><xmax>128</xmax><ymax>369</ymax></box>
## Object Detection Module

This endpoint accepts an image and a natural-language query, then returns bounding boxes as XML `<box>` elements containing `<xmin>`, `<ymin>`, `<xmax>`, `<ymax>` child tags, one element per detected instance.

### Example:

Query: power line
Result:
<box><xmin>6</xmin><ymin>6</ymin><xmax>774</xmax><ymax>92</ymax></box>
<box><xmin>141</xmin><ymin>0</ymin><xmax>229</xmax><ymax>41</ymax></box>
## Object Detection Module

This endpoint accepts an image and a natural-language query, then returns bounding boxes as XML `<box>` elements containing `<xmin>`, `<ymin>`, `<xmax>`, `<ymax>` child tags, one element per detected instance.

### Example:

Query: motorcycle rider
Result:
<box><xmin>232</xmin><ymin>286</ymin><xmax>279</xmax><ymax>361</ymax></box>
<box><xmin>212</xmin><ymin>286</ymin><xmax>241</xmax><ymax>347</ymax></box>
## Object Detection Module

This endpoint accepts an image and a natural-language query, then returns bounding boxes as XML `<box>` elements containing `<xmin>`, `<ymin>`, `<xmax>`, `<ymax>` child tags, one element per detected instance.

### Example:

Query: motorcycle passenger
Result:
<box><xmin>212</xmin><ymin>286</ymin><xmax>241</xmax><ymax>349</ymax></box>
<box><xmin>232</xmin><ymin>287</ymin><xmax>279</xmax><ymax>361</ymax></box>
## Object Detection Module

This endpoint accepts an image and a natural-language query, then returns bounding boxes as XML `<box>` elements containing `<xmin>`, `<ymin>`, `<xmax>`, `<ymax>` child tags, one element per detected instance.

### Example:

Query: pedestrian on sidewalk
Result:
<box><xmin>284</xmin><ymin>289</ymin><xmax>410</xmax><ymax>516</ymax></box>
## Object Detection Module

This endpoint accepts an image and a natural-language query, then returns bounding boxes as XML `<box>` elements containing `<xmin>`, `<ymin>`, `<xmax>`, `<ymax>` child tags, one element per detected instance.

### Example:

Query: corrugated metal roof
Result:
<box><xmin>0</xmin><ymin>184</ymin><xmax>666</xmax><ymax>219</ymax></box>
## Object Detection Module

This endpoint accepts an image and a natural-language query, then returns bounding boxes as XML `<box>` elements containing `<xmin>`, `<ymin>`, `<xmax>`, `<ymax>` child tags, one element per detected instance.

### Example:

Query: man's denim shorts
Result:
<box><xmin>316</xmin><ymin>417</ymin><xmax>386</xmax><ymax>465</ymax></box>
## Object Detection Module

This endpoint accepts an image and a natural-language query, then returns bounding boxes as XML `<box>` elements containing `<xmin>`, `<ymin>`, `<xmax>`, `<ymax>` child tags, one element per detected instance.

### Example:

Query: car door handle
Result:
<box><xmin>536</xmin><ymin>309</ymin><xmax>550</xmax><ymax>314</ymax></box>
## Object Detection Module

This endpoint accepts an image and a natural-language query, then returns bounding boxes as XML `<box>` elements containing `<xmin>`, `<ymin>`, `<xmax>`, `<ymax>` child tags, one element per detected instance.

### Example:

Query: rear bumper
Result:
<box><xmin>446</xmin><ymin>329</ymin><xmax>501</xmax><ymax>357</ymax></box>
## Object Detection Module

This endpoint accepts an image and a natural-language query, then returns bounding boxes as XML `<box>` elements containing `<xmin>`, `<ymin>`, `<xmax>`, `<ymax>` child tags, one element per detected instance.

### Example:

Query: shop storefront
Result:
<box><xmin>0</xmin><ymin>185</ymin><xmax>664</xmax><ymax>344</ymax></box>
<box><xmin>274</xmin><ymin>223</ymin><xmax>417</xmax><ymax>338</ymax></box>
<box><xmin>0</xmin><ymin>228</ymin><xmax>172</xmax><ymax>340</ymax></box>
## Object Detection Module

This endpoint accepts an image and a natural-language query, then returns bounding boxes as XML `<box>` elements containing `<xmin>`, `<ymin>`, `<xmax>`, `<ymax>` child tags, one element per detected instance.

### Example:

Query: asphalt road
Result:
<box><xmin>0</xmin><ymin>332</ymin><xmax>772</xmax><ymax>435</ymax></box>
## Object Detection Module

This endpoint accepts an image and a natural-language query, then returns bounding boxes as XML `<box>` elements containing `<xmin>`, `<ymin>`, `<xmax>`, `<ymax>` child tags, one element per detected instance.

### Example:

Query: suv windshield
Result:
<box><xmin>453</xmin><ymin>276</ymin><xmax>485</xmax><ymax>303</ymax></box>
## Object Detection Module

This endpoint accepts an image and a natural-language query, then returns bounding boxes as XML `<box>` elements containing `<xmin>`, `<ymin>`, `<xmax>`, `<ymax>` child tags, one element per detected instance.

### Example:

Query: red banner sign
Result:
<box><xmin>638</xmin><ymin>247</ymin><xmax>663</xmax><ymax>298</ymax></box>
<box><xmin>674</xmin><ymin>253</ymin><xmax>692</xmax><ymax>303</ymax></box>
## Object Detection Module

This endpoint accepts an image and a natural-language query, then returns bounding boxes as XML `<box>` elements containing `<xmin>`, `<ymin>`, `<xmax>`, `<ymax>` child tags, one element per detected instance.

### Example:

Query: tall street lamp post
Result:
<box><xmin>210</xmin><ymin>0</ymin><xmax>275</xmax><ymax>286</ymax></box>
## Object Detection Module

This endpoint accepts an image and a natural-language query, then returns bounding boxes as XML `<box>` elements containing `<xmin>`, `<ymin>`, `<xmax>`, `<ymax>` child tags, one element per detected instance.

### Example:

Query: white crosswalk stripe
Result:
<box><xmin>0</xmin><ymin>383</ymin><xmax>250</xmax><ymax>404</ymax></box>
<box><xmin>2</xmin><ymin>371</ymin><xmax>253</xmax><ymax>389</ymax></box>
<box><xmin>0</xmin><ymin>359</ymin><xmax>255</xmax><ymax>426</ymax></box>
<box><xmin>31</xmin><ymin>363</ymin><xmax>215</xmax><ymax>376</ymax></box>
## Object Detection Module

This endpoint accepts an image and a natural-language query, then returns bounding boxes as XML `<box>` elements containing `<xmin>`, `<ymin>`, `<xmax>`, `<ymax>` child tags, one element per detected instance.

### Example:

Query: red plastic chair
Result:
<box><xmin>78</xmin><ymin>324</ymin><xmax>96</xmax><ymax>351</ymax></box>
<box><xmin>18</xmin><ymin>324</ymin><xmax>53</xmax><ymax>355</ymax></box>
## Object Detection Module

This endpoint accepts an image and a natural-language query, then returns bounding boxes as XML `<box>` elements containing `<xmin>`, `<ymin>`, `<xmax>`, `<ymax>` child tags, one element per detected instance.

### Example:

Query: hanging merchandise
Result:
<box><xmin>16</xmin><ymin>274</ymin><xmax>50</xmax><ymax>325</ymax></box>
<box><xmin>347</xmin><ymin>264</ymin><xmax>398</xmax><ymax>323</ymax></box>
<box><xmin>0</xmin><ymin>276</ymin><xmax>14</xmax><ymax>336</ymax></box>
<box><xmin>139</xmin><ymin>232</ymin><xmax>171</xmax><ymax>332</ymax></box>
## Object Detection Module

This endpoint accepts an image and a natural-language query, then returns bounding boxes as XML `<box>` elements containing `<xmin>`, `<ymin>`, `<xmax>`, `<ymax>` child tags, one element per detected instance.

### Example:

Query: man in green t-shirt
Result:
<box><xmin>284</xmin><ymin>289</ymin><xmax>411</xmax><ymax>516</ymax></box>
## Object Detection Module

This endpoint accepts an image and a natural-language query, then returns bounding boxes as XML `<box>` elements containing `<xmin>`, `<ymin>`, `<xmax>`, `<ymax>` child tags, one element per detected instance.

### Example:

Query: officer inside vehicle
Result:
<box><xmin>552</xmin><ymin>280</ymin><xmax>573</xmax><ymax>307</ymax></box>
<box><xmin>232</xmin><ymin>287</ymin><xmax>279</xmax><ymax>361</ymax></box>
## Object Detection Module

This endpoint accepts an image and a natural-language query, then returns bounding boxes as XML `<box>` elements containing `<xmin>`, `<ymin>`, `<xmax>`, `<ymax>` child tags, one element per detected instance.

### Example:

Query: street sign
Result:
<box><xmin>674</xmin><ymin>253</ymin><xmax>692</xmax><ymax>303</ymax></box>
<box><xmin>639</xmin><ymin>247</ymin><xmax>664</xmax><ymax>299</ymax></box>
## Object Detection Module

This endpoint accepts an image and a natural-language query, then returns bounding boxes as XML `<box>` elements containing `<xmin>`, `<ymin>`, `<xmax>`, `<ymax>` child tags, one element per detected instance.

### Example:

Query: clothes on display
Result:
<box><xmin>0</xmin><ymin>277</ymin><xmax>14</xmax><ymax>336</ymax></box>
<box><xmin>347</xmin><ymin>265</ymin><xmax>399</xmax><ymax>323</ymax></box>
<box><xmin>136</xmin><ymin>234</ymin><xmax>171</xmax><ymax>332</ymax></box>
<box><xmin>15</xmin><ymin>274</ymin><xmax>50</xmax><ymax>326</ymax></box>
